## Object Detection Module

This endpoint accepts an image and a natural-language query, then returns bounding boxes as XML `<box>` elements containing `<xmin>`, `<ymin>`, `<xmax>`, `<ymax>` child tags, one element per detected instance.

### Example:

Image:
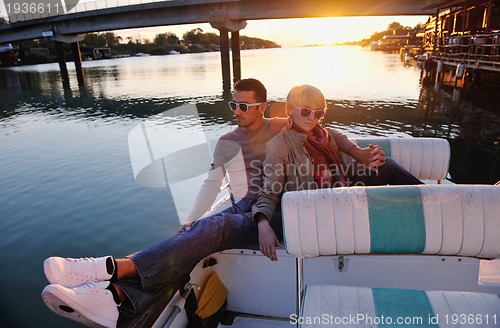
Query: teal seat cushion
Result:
<box><xmin>367</xmin><ymin>186</ymin><xmax>425</xmax><ymax>253</ymax></box>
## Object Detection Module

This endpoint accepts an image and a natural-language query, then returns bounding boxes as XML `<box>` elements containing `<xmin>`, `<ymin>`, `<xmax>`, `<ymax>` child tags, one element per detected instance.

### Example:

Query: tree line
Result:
<box><xmin>354</xmin><ymin>22</ymin><xmax>425</xmax><ymax>47</ymax></box>
<box><xmin>3</xmin><ymin>27</ymin><xmax>280</xmax><ymax>65</ymax></box>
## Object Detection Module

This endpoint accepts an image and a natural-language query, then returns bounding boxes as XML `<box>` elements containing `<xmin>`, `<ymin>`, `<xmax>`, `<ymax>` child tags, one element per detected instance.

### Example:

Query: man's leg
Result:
<box><xmin>118</xmin><ymin>210</ymin><xmax>258</xmax><ymax>314</ymax></box>
<box><xmin>118</xmin><ymin>205</ymin><xmax>285</xmax><ymax>316</ymax></box>
<box><xmin>42</xmin><ymin>199</ymin><xmax>260</xmax><ymax>321</ymax></box>
<box><xmin>129</xmin><ymin>200</ymin><xmax>257</xmax><ymax>289</ymax></box>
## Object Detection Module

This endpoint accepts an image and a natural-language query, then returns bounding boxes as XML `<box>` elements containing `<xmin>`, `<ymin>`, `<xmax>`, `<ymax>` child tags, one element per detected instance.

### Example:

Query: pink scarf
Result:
<box><xmin>292</xmin><ymin>123</ymin><xmax>346</xmax><ymax>188</ymax></box>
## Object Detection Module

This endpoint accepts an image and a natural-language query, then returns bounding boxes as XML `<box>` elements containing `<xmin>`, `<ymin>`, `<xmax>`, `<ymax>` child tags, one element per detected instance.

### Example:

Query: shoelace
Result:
<box><xmin>70</xmin><ymin>257</ymin><xmax>99</xmax><ymax>281</ymax></box>
<box><xmin>77</xmin><ymin>282</ymin><xmax>108</xmax><ymax>294</ymax></box>
<box><xmin>77</xmin><ymin>282</ymin><xmax>121</xmax><ymax>307</ymax></box>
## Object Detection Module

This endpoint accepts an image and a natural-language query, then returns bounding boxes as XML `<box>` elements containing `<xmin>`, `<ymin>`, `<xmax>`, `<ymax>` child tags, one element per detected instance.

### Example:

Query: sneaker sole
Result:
<box><xmin>42</xmin><ymin>287</ymin><xmax>113</xmax><ymax>328</ymax></box>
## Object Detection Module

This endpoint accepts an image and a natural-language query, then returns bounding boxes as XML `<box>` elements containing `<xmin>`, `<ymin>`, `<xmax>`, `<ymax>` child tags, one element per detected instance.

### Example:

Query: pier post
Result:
<box><xmin>53</xmin><ymin>34</ymin><xmax>85</xmax><ymax>89</ymax></box>
<box><xmin>219</xmin><ymin>28</ymin><xmax>231</xmax><ymax>98</ymax></box>
<box><xmin>485</xmin><ymin>0</ymin><xmax>493</xmax><ymax>34</ymax></box>
<box><xmin>71</xmin><ymin>42</ymin><xmax>85</xmax><ymax>86</ymax></box>
<box><xmin>461</xmin><ymin>0</ymin><xmax>467</xmax><ymax>33</ymax></box>
<box><xmin>210</xmin><ymin>13</ymin><xmax>247</xmax><ymax>98</ymax></box>
<box><xmin>55</xmin><ymin>41</ymin><xmax>70</xmax><ymax>89</ymax></box>
<box><xmin>231</xmin><ymin>31</ymin><xmax>241</xmax><ymax>83</ymax></box>
<box><xmin>433</xmin><ymin>8</ymin><xmax>439</xmax><ymax>53</ymax></box>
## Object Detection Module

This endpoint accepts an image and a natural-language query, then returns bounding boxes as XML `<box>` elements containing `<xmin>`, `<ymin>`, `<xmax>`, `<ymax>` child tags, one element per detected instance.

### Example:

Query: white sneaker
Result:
<box><xmin>42</xmin><ymin>281</ymin><xmax>119</xmax><ymax>328</ymax></box>
<box><xmin>44</xmin><ymin>256</ymin><xmax>114</xmax><ymax>288</ymax></box>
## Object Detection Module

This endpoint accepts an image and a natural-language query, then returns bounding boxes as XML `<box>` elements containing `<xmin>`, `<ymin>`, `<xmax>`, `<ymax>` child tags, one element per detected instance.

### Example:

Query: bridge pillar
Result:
<box><xmin>210</xmin><ymin>17</ymin><xmax>247</xmax><ymax>97</ymax></box>
<box><xmin>231</xmin><ymin>31</ymin><xmax>241</xmax><ymax>83</ymax></box>
<box><xmin>219</xmin><ymin>28</ymin><xmax>231</xmax><ymax>98</ymax></box>
<box><xmin>71</xmin><ymin>42</ymin><xmax>85</xmax><ymax>86</ymax></box>
<box><xmin>55</xmin><ymin>41</ymin><xmax>70</xmax><ymax>89</ymax></box>
<box><xmin>53</xmin><ymin>34</ymin><xmax>85</xmax><ymax>88</ymax></box>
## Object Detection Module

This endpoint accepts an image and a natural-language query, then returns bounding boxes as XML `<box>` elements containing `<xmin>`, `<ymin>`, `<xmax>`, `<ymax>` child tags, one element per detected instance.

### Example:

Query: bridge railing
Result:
<box><xmin>6</xmin><ymin>0</ymin><xmax>171</xmax><ymax>23</ymax></box>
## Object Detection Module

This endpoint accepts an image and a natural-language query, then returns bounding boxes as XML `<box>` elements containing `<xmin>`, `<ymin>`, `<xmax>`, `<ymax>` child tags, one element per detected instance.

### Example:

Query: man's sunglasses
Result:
<box><xmin>228</xmin><ymin>101</ymin><xmax>263</xmax><ymax>112</ymax></box>
<box><xmin>293</xmin><ymin>105</ymin><xmax>326</xmax><ymax>119</ymax></box>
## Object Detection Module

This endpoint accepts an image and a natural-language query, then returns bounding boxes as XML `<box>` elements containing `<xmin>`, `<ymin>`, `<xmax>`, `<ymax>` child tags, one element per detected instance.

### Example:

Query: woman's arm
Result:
<box><xmin>251</xmin><ymin>138</ymin><xmax>288</xmax><ymax>261</ymax></box>
<box><xmin>251</xmin><ymin>141</ymin><xmax>287</xmax><ymax>225</ymax></box>
<box><xmin>328</xmin><ymin>128</ymin><xmax>386</xmax><ymax>167</ymax></box>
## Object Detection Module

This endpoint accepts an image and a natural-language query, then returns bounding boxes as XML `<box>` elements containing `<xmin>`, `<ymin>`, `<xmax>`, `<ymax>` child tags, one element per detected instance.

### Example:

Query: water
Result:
<box><xmin>1</xmin><ymin>46</ymin><xmax>499</xmax><ymax>327</ymax></box>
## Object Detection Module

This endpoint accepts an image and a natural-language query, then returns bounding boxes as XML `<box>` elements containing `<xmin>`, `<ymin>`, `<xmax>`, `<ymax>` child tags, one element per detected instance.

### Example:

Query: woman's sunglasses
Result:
<box><xmin>293</xmin><ymin>105</ymin><xmax>325</xmax><ymax>119</ymax></box>
<box><xmin>228</xmin><ymin>101</ymin><xmax>262</xmax><ymax>112</ymax></box>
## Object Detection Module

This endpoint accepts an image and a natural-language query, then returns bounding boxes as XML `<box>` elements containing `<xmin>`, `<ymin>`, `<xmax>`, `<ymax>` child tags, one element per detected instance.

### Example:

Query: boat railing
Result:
<box><xmin>431</xmin><ymin>32</ymin><xmax>500</xmax><ymax>72</ymax></box>
<box><xmin>153</xmin><ymin>282</ymin><xmax>199</xmax><ymax>328</ymax></box>
<box><xmin>434</xmin><ymin>32</ymin><xmax>500</xmax><ymax>60</ymax></box>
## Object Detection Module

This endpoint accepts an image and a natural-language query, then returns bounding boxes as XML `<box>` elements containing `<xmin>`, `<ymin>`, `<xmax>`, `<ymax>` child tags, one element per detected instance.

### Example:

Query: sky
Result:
<box><xmin>0</xmin><ymin>0</ymin><xmax>427</xmax><ymax>47</ymax></box>
<box><xmin>115</xmin><ymin>16</ymin><xmax>428</xmax><ymax>47</ymax></box>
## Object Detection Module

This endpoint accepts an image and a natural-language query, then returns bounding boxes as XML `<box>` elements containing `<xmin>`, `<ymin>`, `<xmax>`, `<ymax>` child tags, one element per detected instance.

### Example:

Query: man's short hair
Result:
<box><xmin>234</xmin><ymin>78</ymin><xmax>267</xmax><ymax>102</ymax></box>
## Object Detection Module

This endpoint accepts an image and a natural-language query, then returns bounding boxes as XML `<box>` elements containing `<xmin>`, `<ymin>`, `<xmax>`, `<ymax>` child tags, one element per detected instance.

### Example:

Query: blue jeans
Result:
<box><xmin>350</xmin><ymin>157</ymin><xmax>423</xmax><ymax>186</ymax></box>
<box><xmin>117</xmin><ymin>198</ymin><xmax>283</xmax><ymax>316</ymax></box>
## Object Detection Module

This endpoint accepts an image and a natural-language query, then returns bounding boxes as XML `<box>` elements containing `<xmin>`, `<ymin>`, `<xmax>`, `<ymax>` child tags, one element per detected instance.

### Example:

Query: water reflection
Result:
<box><xmin>416</xmin><ymin>78</ymin><xmax>500</xmax><ymax>184</ymax></box>
<box><xmin>314</xmin><ymin>77</ymin><xmax>499</xmax><ymax>184</ymax></box>
<box><xmin>1</xmin><ymin>48</ymin><xmax>500</xmax><ymax>328</ymax></box>
<box><xmin>0</xmin><ymin>69</ymin><xmax>230</xmax><ymax>124</ymax></box>
<box><xmin>1</xmin><ymin>48</ymin><xmax>499</xmax><ymax>186</ymax></box>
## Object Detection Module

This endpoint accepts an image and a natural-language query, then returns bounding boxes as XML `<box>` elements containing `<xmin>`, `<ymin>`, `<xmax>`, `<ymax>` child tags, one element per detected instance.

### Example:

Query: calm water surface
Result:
<box><xmin>0</xmin><ymin>46</ymin><xmax>499</xmax><ymax>327</ymax></box>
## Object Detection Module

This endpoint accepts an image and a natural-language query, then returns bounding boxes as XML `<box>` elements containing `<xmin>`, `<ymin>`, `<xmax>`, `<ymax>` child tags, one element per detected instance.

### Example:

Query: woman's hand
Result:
<box><xmin>351</xmin><ymin>144</ymin><xmax>386</xmax><ymax>172</ymax></box>
<box><xmin>256</xmin><ymin>215</ymin><xmax>282</xmax><ymax>261</ymax></box>
<box><xmin>367</xmin><ymin>144</ymin><xmax>386</xmax><ymax>170</ymax></box>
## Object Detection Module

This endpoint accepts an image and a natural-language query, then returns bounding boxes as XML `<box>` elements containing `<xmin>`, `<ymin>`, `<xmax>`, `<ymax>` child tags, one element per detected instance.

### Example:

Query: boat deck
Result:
<box><xmin>219</xmin><ymin>317</ymin><xmax>290</xmax><ymax>328</ymax></box>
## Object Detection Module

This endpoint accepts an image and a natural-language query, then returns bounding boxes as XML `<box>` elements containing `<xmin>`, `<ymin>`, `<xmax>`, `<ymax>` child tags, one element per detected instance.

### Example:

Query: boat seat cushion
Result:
<box><xmin>348</xmin><ymin>138</ymin><xmax>450</xmax><ymax>181</ymax></box>
<box><xmin>300</xmin><ymin>285</ymin><xmax>500</xmax><ymax>328</ymax></box>
<box><xmin>282</xmin><ymin>185</ymin><xmax>500</xmax><ymax>258</ymax></box>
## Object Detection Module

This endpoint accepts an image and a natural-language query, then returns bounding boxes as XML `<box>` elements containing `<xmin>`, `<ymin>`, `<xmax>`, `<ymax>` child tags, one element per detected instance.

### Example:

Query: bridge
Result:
<box><xmin>1</xmin><ymin>0</ymin><xmax>440</xmax><ymax>43</ymax></box>
<box><xmin>0</xmin><ymin>0</ymin><xmax>442</xmax><ymax>89</ymax></box>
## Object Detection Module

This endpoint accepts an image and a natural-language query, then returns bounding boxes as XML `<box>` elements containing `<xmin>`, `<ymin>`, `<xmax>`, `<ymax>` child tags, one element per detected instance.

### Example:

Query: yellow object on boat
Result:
<box><xmin>195</xmin><ymin>272</ymin><xmax>227</xmax><ymax>319</ymax></box>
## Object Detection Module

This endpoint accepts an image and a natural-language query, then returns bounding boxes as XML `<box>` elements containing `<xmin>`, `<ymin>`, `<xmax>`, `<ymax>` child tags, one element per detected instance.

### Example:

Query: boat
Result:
<box><xmin>93</xmin><ymin>47</ymin><xmax>112</xmax><ymax>60</ymax></box>
<box><xmin>0</xmin><ymin>43</ymin><xmax>19</xmax><ymax>65</ymax></box>
<box><xmin>126</xmin><ymin>113</ymin><xmax>500</xmax><ymax>328</ymax></box>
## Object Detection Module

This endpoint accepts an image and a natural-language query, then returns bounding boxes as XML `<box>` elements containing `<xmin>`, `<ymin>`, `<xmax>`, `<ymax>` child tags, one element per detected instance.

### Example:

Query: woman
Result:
<box><xmin>251</xmin><ymin>84</ymin><xmax>423</xmax><ymax>261</ymax></box>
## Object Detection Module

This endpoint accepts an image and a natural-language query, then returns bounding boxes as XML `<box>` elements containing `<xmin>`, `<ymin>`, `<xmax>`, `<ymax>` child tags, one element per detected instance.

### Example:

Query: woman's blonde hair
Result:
<box><xmin>286</xmin><ymin>84</ymin><xmax>326</xmax><ymax>116</ymax></box>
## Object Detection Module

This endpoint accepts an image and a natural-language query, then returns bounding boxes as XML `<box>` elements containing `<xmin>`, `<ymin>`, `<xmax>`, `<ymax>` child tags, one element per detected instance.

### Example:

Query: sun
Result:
<box><xmin>303</xmin><ymin>18</ymin><xmax>343</xmax><ymax>44</ymax></box>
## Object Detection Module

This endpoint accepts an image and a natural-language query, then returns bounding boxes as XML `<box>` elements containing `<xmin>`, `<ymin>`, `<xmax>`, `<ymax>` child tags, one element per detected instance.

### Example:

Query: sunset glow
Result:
<box><xmin>116</xmin><ymin>16</ymin><xmax>427</xmax><ymax>47</ymax></box>
<box><xmin>0</xmin><ymin>0</ymin><xmax>427</xmax><ymax>47</ymax></box>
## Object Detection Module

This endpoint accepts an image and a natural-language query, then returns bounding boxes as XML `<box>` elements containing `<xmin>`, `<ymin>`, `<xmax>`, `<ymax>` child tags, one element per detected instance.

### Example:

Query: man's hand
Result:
<box><xmin>177</xmin><ymin>221</ymin><xmax>194</xmax><ymax>233</ymax></box>
<box><xmin>256</xmin><ymin>216</ymin><xmax>282</xmax><ymax>261</ymax></box>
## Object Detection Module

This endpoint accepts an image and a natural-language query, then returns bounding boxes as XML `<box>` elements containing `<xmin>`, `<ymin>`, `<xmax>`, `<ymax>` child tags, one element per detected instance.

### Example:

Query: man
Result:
<box><xmin>41</xmin><ymin>78</ymin><xmax>288</xmax><ymax>328</ymax></box>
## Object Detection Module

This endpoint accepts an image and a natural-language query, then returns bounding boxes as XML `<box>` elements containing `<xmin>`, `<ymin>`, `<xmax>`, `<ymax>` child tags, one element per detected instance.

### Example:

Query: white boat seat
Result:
<box><xmin>282</xmin><ymin>185</ymin><xmax>500</xmax><ymax>328</ymax></box>
<box><xmin>300</xmin><ymin>285</ymin><xmax>500</xmax><ymax>328</ymax></box>
<box><xmin>282</xmin><ymin>184</ymin><xmax>500</xmax><ymax>259</ymax></box>
<box><xmin>348</xmin><ymin>137</ymin><xmax>450</xmax><ymax>182</ymax></box>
